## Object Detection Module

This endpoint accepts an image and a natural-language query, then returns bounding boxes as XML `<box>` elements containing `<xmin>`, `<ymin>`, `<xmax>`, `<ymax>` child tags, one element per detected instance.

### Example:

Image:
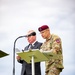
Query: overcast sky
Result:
<box><xmin>0</xmin><ymin>0</ymin><xmax>75</xmax><ymax>75</ymax></box>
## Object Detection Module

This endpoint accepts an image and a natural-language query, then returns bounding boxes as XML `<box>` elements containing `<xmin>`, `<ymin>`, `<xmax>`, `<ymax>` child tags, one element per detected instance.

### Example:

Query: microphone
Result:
<box><xmin>17</xmin><ymin>35</ymin><xmax>28</xmax><ymax>38</ymax></box>
<box><xmin>18</xmin><ymin>32</ymin><xmax>36</xmax><ymax>38</ymax></box>
<box><xmin>13</xmin><ymin>35</ymin><xmax>27</xmax><ymax>75</ymax></box>
<box><xmin>24</xmin><ymin>35</ymin><xmax>28</xmax><ymax>37</ymax></box>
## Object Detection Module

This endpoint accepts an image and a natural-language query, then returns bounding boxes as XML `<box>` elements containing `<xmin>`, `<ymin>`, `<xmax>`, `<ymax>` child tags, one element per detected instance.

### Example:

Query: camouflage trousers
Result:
<box><xmin>45</xmin><ymin>67</ymin><xmax>61</xmax><ymax>75</ymax></box>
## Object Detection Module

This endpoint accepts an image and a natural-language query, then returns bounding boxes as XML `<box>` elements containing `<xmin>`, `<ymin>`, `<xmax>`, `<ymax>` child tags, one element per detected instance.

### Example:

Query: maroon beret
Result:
<box><xmin>38</xmin><ymin>25</ymin><xmax>49</xmax><ymax>32</ymax></box>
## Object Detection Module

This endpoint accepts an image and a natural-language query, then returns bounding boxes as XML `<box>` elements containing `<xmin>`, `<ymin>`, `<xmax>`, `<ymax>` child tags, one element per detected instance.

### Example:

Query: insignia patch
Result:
<box><xmin>56</xmin><ymin>39</ymin><xmax>60</xmax><ymax>43</ymax></box>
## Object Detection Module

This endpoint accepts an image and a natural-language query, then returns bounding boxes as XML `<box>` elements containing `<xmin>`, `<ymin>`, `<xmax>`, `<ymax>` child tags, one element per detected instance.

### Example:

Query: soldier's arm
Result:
<box><xmin>52</xmin><ymin>37</ymin><xmax>62</xmax><ymax>54</ymax></box>
<box><xmin>40</xmin><ymin>49</ymin><xmax>53</xmax><ymax>53</ymax></box>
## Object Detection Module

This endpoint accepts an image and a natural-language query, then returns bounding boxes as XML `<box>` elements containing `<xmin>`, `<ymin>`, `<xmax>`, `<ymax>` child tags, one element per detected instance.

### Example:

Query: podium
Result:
<box><xmin>17</xmin><ymin>49</ymin><xmax>60</xmax><ymax>75</ymax></box>
<box><xmin>0</xmin><ymin>50</ymin><xmax>9</xmax><ymax>58</ymax></box>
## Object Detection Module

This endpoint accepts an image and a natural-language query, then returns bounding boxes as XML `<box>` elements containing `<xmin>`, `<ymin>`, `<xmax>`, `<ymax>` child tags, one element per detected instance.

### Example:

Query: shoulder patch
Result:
<box><xmin>56</xmin><ymin>39</ymin><xmax>60</xmax><ymax>43</ymax></box>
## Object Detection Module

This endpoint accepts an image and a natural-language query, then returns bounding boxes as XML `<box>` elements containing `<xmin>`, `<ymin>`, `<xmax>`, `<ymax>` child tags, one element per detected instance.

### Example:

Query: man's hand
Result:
<box><xmin>16</xmin><ymin>56</ymin><xmax>21</xmax><ymax>60</ymax></box>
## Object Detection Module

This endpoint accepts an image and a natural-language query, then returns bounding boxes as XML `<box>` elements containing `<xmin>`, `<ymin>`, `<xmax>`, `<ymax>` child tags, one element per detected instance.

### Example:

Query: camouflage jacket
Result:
<box><xmin>40</xmin><ymin>34</ymin><xmax>64</xmax><ymax>72</ymax></box>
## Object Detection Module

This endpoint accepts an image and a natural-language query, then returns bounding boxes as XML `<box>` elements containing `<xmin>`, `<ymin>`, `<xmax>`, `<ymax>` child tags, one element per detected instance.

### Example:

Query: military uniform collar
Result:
<box><xmin>46</xmin><ymin>35</ymin><xmax>52</xmax><ymax>41</ymax></box>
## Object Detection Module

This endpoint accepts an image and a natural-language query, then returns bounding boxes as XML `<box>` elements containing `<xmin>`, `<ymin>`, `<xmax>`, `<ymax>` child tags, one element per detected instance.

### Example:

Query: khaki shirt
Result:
<box><xmin>40</xmin><ymin>34</ymin><xmax>64</xmax><ymax>72</ymax></box>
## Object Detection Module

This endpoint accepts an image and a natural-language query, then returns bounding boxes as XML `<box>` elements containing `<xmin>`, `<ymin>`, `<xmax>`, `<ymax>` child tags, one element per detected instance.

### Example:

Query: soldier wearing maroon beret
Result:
<box><xmin>38</xmin><ymin>25</ymin><xmax>49</xmax><ymax>32</ymax></box>
<box><xmin>38</xmin><ymin>25</ymin><xmax>64</xmax><ymax>75</ymax></box>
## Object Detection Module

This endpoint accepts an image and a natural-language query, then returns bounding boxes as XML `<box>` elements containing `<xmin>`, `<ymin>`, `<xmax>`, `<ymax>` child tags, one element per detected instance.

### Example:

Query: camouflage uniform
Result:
<box><xmin>40</xmin><ymin>34</ymin><xmax>64</xmax><ymax>75</ymax></box>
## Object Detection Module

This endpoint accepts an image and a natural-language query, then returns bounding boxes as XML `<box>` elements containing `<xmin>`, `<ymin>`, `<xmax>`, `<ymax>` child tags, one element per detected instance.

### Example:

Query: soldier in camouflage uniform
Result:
<box><xmin>38</xmin><ymin>25</ymin><xmax>64</xmax><ymax>75</ymax></box>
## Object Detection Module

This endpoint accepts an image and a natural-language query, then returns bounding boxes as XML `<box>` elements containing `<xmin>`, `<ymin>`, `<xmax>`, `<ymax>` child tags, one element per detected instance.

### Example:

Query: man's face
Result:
<box><xmin>27</xmin><ymin>35</ymin><xmax>36</xmax><ymax>44</ymax></box>
<box><xmin>40</xmin><ymin>29</ymin><xmax>50</xmax><ymax>39</ymax></box>
<box><xmin>26</xmin><ymin>30</ymin><xmax>36</xmax><ymax>44</ymax></box>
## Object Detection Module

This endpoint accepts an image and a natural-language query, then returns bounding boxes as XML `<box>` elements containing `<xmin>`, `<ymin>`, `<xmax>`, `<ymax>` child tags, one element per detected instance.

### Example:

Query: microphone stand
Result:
<box><xmin>13</xmin><ymin>36</ymin><xmax>26</xmax><ymax>75</ymax></box>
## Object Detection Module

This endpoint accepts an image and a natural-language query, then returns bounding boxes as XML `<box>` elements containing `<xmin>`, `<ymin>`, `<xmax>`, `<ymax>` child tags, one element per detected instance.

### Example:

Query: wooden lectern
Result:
<box><xmin>0</xmin><ymin>50</ymin><xmax>9</xmax><ymax>58</ymax></box>
<box><xmin>17</xmin><ymin>49</ymin><xmax>60</xmax><ymax>75</ymax></box>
